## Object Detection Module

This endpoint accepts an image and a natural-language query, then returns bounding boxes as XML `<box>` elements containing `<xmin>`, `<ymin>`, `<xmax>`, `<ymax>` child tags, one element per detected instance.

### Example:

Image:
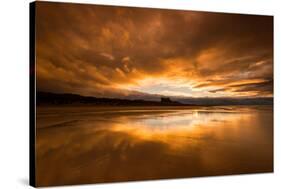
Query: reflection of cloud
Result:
<box><xmin>109</xmin><ymin>110</ymin><xmax>247</xmax><ymax>150</ymax></box>
<box><xmin>36</xmin><ymin>106</ymin><xmax>273</xmax><ymax>185</ymax></box>
<box><xmin>36</xmin><ymin>2</ymin><xmax>273</xmax><ymax>98</ymax></box>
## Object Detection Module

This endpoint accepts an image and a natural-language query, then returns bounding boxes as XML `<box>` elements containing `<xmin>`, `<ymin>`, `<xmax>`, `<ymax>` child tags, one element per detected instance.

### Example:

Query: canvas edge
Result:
<box><xmin>29</xmin><ymin>1</ymin><xmax>36</xmax><ymax>187</ymax></box>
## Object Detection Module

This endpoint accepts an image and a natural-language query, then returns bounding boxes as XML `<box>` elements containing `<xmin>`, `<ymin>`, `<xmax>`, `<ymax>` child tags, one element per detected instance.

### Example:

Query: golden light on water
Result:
<box><xmin>107</xmin><ymin>109</ymin><xmax>255</xmax><ymax>150</ymax></box>
<box><xmin>36</xmin><ymin>106</ymin><xmax>273</xmax><ymax>186</ymax></box>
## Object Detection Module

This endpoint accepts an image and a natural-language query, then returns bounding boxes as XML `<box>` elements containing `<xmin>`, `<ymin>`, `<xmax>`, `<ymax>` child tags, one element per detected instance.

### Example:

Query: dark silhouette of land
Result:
<box><xmin>175</xmin><ymin>97</ymin><xmax>273</xmax><ymax>106</ymax></box>
<box><xmin>37</xmin><ymin>91</ymin><xmax>273</xmax><ymax>106</ymax></box>
<box><xmin>37</xmin><ymin>92</ymin><xmax>183</xmax><ymax>106</ymax></box>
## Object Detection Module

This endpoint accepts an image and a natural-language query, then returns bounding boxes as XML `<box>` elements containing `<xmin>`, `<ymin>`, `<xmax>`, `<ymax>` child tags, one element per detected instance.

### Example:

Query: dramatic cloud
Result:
<box><xmin>35</xmin><ymin>2</ymin><xmax>273</xmax><ymax>98</ymax></box>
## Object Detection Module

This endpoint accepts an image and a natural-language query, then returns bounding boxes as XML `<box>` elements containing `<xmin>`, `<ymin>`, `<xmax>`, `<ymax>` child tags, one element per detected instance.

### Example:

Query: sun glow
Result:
<box><xmin>116</xmin><ymin>76</ymin><xmax>248</xmax><ymax>98</ymax></box>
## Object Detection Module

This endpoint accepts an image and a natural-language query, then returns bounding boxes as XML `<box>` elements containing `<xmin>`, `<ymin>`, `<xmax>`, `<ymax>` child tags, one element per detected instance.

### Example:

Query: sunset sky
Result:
<box><xmin>35</xmin><ymin>2</ymin><xmax>273</xmax><ymax>99</ymax></box>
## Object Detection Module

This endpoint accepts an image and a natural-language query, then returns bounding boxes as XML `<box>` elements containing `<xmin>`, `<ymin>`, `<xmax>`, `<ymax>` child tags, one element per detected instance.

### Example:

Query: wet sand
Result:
<box><xmin>35</xmin><ymin>105</ymin><xmax>273</xmax><ymax>186</ymax></box>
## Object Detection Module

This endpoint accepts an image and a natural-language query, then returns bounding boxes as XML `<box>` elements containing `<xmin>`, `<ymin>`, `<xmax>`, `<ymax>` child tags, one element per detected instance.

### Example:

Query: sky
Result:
<box><xmin>35</xmin><ymin>2</ymin><xmax>273</xmax><ymax>99</ymax></box>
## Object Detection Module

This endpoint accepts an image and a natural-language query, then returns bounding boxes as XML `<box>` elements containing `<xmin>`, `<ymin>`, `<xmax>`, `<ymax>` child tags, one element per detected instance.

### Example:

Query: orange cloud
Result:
<box><xmin>35</xmin><ymin>2</ymin><xmax>273</xmax><ymax>99</ymax></box>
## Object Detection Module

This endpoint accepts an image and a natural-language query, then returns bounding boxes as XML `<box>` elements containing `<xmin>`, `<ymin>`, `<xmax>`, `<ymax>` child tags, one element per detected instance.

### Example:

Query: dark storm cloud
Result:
<box><xmin>35</xmin><ymin>1</ymin><xmax>273</xmax><ymax>98</ymax></box>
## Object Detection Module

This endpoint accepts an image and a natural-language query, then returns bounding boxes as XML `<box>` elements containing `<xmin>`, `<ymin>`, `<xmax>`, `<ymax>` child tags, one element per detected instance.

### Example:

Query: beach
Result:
<box><xmin>36</xmin><ymin>105</ymin><xmax>273</xmax><ymax>186</ymax></box>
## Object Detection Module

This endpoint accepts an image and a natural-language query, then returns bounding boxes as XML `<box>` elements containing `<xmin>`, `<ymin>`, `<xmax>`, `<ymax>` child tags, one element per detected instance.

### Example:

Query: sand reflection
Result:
<box><xmin>36</xmin><ymin>106</ymin><xmax>273</xmax><ymax>186</ymax></box>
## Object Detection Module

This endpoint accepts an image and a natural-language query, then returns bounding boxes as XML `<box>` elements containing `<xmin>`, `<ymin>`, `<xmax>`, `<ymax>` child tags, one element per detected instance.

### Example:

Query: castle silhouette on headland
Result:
<box><xmin>36</xmin><ymin>91</ymin><xmax>273</xmax><ymax>106</ymax></box>
<box><xmin>36</xmin><ymin>92</ymin><xmax>183</xmax><ymax>106</ymax></box>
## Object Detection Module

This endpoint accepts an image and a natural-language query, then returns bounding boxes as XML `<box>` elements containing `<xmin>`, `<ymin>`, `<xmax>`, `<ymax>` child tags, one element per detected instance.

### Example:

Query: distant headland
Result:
<box><xmin>36</xmin><ymin>91</ymin><xmax>273</xmax><ymax>106</ymax></box>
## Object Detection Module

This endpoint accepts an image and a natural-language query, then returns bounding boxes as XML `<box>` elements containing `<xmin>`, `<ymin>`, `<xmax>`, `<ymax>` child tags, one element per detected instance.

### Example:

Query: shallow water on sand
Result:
<box><xmin>36</xmin><ymin>105</ymin><xmax>273</xmax><ymax>186</ymax></box>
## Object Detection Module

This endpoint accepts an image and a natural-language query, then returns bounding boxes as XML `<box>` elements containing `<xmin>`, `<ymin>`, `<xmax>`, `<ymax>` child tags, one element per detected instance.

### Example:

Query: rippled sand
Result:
<box><xmin>35</xmin><ymin>105</ymin><xmax>273</xmax><ymax>186</ymax></box>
